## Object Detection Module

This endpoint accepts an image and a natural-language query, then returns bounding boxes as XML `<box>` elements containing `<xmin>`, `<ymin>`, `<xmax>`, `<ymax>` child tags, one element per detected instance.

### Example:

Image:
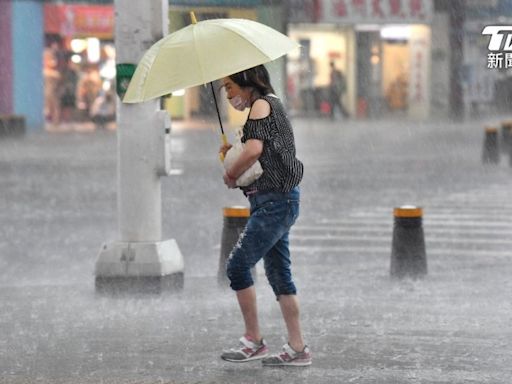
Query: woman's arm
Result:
<box><xmin>223</xmin><ymin>98</ymin><xmax>269</xmax><ymax>187</ymax></box>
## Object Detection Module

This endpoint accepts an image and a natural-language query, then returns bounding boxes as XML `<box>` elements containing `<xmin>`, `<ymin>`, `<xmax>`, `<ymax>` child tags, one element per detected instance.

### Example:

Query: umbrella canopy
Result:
<box><xmin>123</xmin><ymin>17</ymin><xmax>299</xmax><ymax>103</ymax></box>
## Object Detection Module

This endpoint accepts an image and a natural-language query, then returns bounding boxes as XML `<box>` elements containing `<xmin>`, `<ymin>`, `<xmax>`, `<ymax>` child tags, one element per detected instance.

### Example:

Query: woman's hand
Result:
<box><xmin>219</xmin><ymin>143</ymin><xmax>233</xmax><ymax>158</ymax></box>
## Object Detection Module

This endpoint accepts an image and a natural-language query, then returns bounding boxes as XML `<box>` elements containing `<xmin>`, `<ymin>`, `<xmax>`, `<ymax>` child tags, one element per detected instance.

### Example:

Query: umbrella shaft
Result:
<box><xmin>210</xmin><ymin>82</ymin><xmax>224</xmax><ymax>135</ymax></box>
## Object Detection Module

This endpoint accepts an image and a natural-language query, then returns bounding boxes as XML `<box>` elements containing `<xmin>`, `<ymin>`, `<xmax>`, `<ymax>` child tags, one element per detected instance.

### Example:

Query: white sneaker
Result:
<box><xmin>221</xmin><ymin>336</ymin><xmax>269</xmax><ymax>363</ymax></box>
<box><xmin>262</xmin><ymin>343</ymin><xmax>312</xmax><ymax>367</ymax></box>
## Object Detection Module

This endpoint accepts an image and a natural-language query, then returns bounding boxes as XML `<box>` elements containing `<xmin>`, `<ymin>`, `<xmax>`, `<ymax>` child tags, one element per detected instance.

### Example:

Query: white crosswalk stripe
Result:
<box><xmin>291</xmin><ymin>183</ymin><xmax>512</xmax><ymax>259</ymax></box>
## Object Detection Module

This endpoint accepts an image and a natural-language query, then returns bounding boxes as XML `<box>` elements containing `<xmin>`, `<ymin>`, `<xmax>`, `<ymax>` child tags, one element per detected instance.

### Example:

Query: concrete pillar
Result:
<box><xmin>448</xmin><ymin>0</ymin><xmax>465</xmax><ymax>121</ymax></box>
<box><xmin>95</xmin><ymin>0</ymin><xmax>184</xmax><ymax>294</ymax></box>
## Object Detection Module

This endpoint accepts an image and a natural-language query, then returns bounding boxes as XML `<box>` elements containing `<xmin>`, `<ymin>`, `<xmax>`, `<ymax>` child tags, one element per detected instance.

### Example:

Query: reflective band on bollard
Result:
<box><xmin>223</xmin><ymin>207</ymin><xmax>250</xmax><ymax>218</ymax></box>
<box><xmin>390</xmin><ymin>206</ymin><xmax>427</xmax><ymax>279</ymax></box>
<box><xmin>482</xmin><ymin>126</ymin><xmax>500</xmax><ymax>164</ymax></box>
<box><xmin>218</xmin><ymin>206</ymin><xmax>256</xmax><ymax>286</ymax></box>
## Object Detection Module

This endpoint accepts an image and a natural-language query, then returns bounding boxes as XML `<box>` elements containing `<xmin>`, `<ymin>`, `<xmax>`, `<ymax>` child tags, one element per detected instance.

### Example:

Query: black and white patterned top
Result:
<box><xmin>241</xmin><ymin>95</ymin><xmax>303</xmax><ymax>194</ymax></box>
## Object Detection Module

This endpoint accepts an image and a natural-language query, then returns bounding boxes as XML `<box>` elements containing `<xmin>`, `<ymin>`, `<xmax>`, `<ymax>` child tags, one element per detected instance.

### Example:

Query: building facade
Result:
<box><xmin>287</xmin><ymin>0</ymin><xmax>433</xmax><ymax>120</ymax></box>
<box><xmin>4</xmin><ymin>0</ymin><xmax>508</xmax><ymax>129</ymax></box>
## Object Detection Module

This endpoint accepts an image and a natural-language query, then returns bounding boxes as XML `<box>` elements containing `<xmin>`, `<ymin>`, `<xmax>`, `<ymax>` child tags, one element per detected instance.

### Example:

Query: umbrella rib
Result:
<box><xmin>192</xmin><ymin>25</ymin><xmax>207</xmax><ymax>85</ymax></box>
<box><xmin>221</xmin><ymin>22</ymin><xmax>295</xmax><ymax>62</ymax></box>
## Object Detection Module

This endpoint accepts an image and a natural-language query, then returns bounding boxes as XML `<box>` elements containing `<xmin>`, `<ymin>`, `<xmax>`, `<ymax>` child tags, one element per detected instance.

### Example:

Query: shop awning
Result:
<box><xmin>44</xmin><ymin>4</ymin><xmax>114</xmax><ymax>39</ymax></box>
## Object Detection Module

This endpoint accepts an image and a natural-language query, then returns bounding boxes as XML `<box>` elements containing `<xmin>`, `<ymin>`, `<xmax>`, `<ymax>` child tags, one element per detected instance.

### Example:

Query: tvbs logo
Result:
<box><xmin>482</xmin><ymin>26</ymin><xmax>512</xmax><ymax>51</ymax></box>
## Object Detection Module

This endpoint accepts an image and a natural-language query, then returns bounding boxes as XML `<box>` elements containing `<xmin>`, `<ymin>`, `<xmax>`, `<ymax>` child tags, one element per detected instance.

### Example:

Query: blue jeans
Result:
<box><xmin>226</xmin><ymin>187</ymin><xmax>300</xmax><ymax>297</ymax></box>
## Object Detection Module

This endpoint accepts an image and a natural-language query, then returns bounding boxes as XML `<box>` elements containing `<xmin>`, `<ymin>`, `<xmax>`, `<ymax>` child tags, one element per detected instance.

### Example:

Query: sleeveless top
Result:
<box><xmin>241</xmin><ymin>95</ymin><xmax>304</xmax><ymax>193</ymax></box>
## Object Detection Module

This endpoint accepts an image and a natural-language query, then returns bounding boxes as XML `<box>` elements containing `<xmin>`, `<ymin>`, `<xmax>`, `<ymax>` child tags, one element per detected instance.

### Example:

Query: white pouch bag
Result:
<box><xmin>223</xmin><ymin>141</ymin><xmax>263</xmax><ymax>187</ymax></box>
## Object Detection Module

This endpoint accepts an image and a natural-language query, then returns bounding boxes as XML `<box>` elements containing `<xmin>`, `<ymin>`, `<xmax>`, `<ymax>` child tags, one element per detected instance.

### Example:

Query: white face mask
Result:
<box><xmin>229</xmin><ymin>95</ymin><xmax>247</xmax><ymax>111</ymax></box>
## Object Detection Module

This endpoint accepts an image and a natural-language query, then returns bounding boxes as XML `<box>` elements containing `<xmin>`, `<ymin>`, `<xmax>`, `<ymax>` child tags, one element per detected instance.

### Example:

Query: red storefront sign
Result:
<box><xmin>44</xmin><ymin>4</ymin><xmax>114</xmax><ymax>39</ymax></box>
<box><xmin>320</xmin><ymin>0</ymin><xmax>432</xmax><ymax>24</ymax></box>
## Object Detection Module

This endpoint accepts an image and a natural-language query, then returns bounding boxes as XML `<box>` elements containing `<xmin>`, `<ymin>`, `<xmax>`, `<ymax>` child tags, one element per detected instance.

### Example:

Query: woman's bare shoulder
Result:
<box><xmin>249</xmin><ymin>98</ymin><xmax>271</xmax><ymax>120</ymax></box>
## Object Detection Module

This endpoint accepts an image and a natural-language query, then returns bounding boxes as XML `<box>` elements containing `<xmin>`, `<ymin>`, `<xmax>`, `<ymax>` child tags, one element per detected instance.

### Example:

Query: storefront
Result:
<box><xmin>43</xmin><ymin>3</ymin><xmax>116</xmax><ymax>124</ymax></box>
<box><xmin>288</xmin><ymin>0</ymin><xmax>433</xmax><ymax>120</ymax></box>
<box><xmin>287</xmin><ymin>25</ymin><xmax>355</xmax><ymax>117</ymax></box>
<box><xmin>43</xmin><ymin>2</ymin><xmax>287</xmax><ymax>127</ymax></box>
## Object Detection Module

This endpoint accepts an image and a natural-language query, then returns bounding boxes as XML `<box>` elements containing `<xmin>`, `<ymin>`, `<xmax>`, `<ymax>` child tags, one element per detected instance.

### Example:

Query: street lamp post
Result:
<box><xmin>449</xmin><ymin>0</ymin><xmax>465</xmax><ymax>121</ymax></box>
<box><xmin>95</xmin><ymin>0</ymin><xmax>184</xmax><ymax>293</ymax></box>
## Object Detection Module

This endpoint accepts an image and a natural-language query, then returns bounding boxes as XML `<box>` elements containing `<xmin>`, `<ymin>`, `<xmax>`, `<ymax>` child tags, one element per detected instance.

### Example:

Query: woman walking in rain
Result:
<box><xmin>219</xmin><ymin>64</ymin><xmax>311</xmax><ymax>367</ymax></box>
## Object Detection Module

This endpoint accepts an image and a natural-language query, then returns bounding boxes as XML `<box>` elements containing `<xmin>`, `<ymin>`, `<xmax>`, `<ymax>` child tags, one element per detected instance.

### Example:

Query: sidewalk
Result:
<box><xmin>44</xmin><ymin>120</ymin><xmax>117</xmax><ymax>133</ymax></box>
<box><xmin>1</xmin><ymin>116</ymin><xmax>511</xmax><ymax>383</ymax></box>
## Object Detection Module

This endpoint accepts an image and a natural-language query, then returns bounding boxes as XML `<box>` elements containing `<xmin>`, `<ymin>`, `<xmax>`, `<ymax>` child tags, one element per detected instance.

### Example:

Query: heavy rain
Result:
<box><xmin>0</xmin><ymin>0</ymin><xmax>511</xmax><ymax>383</ymax></box>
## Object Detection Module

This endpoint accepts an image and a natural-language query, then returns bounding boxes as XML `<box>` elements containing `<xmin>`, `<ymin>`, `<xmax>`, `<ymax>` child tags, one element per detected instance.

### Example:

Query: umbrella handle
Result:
<box><xmin>219</xmin><ymin>134</ymin><xmax>228</xmax><ymax>162</ymax></box>
<box><xmin>211</xmin><ymin>80</ymin><xmax>228</xmax><ymax>162</ymax></box>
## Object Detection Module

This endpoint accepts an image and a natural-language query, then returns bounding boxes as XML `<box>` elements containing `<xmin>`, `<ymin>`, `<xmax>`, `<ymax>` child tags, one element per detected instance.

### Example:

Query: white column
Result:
<box><xmin>118</xmin><ymin>102</ymin><xmax>161</xmax><ymax>241</ymax></box>
<box><xmin>95</xmin><ymin>0</ymin><xmax>184</xmax><ymax>292</ymax></box>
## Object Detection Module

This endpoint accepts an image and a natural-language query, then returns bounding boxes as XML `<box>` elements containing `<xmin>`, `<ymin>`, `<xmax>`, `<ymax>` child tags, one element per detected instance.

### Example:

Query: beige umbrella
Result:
<box><xmin>123</xmin><ymin>12</ymin><xmax>299</xmax><ymax>170</ymax></box>
<box><xmin>123</xmin><ymin>14</ymin><xmax>299</xmax><ymax>103</ymax></box>
<box><xmin>124</xmin><ymin>13</ymin><xmax>298</xmax><ymax>176</ymax></box>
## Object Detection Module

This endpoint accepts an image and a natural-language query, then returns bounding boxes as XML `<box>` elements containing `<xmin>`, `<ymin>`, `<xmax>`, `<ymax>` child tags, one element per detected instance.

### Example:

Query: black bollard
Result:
<box><xmin>501</xmin><ymin>121</ymin><xmax>512</xmax><ymax>167</ymax></box>
<box><xmin>500</xmin><ymin>121</ymin><xmax>512</xmax><ymax>154</ymax></box>
<box><xmin>390</xmin><ymin>206</ymin><xmax>427</xmax><ymax>279</ymax></box>
<box><xmin>218</xmin><ymin>206</ymin><xmax>256</xmax><ymax>286</ymax></box>
<box><xmin>482</xmin><ymin>126</ymin><xmax>500</xmax><ymax>164</ymax></box>
<box><xmin>0</xmin><ymin>115</ymin><xmax>25</xmax><ymax>137</ymax></box>
<box><xmin>509</xmin><ymin>135</ymin><xmax>512</xmax><ymax>167</ymax></box>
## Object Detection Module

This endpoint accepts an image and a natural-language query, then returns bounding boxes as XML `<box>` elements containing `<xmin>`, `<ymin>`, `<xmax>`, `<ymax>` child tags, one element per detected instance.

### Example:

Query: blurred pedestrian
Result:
<box><xmin>386</xmin><ymin>72</ymin><xmax>408</xmax><ymax>111</ymax></box>
<box><xmin>43</xmin><ymin>53</ymin><xmax>61</xmax><ymax>126</ymax></box>
<box><xmin>218</xmin><ymin>64</ymin><xmax>311</xmax><ymax>367</ymax></box>
<box><xmin>329</xmin><ymin>61</ymin><xmax>349</xmax><ymax>119</ymax></box>
<box><xmin>59</xmin><ymin>54</ymin><xmax>79</xmax><ymax>122</ymax></box>
<box><xmin>76</xmin><ymin>65</ymin><xmax>102</xmax><ymax>121</ymax></box>
<box><xmin>90</xmin><ymin>91</ymin><xmax>115</xmax><ymax>130</ymax></box>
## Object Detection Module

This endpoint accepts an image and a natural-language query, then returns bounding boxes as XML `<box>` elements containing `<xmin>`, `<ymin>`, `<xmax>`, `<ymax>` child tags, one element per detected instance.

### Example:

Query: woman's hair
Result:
<box><xmin>228</xmin><ymin>64</ymin><xmax>275</xmax><ymax>95</ymax></box>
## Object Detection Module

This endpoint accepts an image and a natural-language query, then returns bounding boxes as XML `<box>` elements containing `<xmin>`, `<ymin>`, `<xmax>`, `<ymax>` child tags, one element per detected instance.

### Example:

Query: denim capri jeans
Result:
<box><xmin>226</xmin><ymin>187</ymin><xmax>300</xmax><ymax>297</ymax></box>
